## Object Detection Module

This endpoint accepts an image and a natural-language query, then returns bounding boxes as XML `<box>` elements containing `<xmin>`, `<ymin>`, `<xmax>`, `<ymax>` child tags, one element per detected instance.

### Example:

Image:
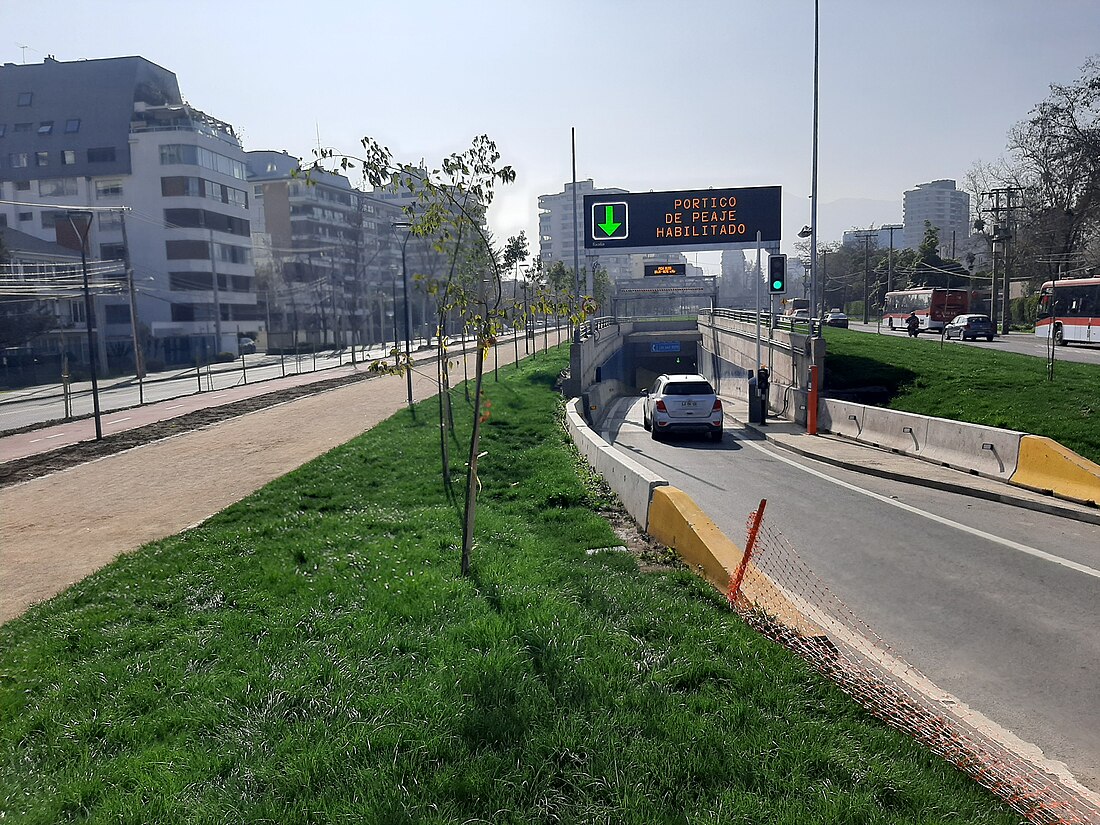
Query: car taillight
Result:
<box><xmin>655</xmin><ymin>399</ymin><xmax>667</xmax><ymax>412</ymax></box>
<box><xmin>712</xmin><ymin>399</ymin><xmax>723</xmax><ymax>412</ymax></box>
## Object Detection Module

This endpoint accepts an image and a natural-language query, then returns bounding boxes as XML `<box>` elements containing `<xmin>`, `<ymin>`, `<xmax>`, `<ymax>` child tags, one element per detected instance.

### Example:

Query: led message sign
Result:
<box><xmin>644</xmin><ymin>263</ymin><xmax>686</xmax><ymax>277</ymax></box>
<box><xmin>584</xmin><ymin>186</ymin><xmax>781</xmax><ymax>252</ymax></box>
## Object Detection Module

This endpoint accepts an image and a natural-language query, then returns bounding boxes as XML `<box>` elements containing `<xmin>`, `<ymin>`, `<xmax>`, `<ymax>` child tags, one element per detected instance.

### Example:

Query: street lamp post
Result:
<box><xmin>66</xmin><ymin>210</ymin><xmax>103</xmax><ymax>440</ymax></box>
<box><xmin>392</xmin><ymin>221</ymin><xmax>414</xmax><ymax>412</ymax></box>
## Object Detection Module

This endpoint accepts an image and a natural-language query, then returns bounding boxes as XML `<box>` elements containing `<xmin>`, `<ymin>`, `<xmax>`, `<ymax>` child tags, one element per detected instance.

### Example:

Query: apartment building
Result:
<box><xmin>0</xmin><ymin>55</ymin><xmax>256</xmax><ymax>369</ymax></box>
<box><xmin>902</xmin><ymin>180</ymin><xmax>970</xmax><ymax>254</ymax></box>
<box><xmin>537</xmin><ymin>179</ymin><xmax>633</xmax><ymax>284</ymax></box>
<box><xmin>247</xmin><ymin>150</ymin><xmax>403</xmax><ymax>349</ymax></box>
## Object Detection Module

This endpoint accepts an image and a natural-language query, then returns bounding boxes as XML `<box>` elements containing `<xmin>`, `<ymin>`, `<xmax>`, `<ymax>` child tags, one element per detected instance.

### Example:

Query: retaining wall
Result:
<box><xmin>564</xmin><ymin>398</ymin><xmax>667</xmax><ymax>529</ymax></box>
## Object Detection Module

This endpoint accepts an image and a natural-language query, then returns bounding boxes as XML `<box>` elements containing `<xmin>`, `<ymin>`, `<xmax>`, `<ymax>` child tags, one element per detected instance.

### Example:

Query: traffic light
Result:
<box><xmin>768</xmin><ymin>254</ymin><xmax>787</xmax><ymax>294</ymax></box>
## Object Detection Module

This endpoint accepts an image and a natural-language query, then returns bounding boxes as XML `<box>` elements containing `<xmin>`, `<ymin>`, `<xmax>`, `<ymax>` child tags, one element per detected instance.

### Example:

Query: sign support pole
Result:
<box><xmin>754</xmin><ymin>231</ymin><xmax>762</xmax><ymax>372</ymax></box>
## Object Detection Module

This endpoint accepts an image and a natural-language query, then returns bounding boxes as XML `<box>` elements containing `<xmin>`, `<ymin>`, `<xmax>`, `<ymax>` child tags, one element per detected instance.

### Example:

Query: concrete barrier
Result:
<box><xmin>858</xmin><ymin>406</ymin><xmax>930</xmax><ymax>455</ymax></box>
<box><xmin>583</xmin><ymin>379</ymin><xmax>632</xmax><ymax>427</ymax></box>
<box><xmin>647</xmin><ymin>487</ymin><xmax>821</xmax><ymax>636</ymax></box>
<box><xmin>1011</xmin><ymin>436</ymin><xmax>1100</xmax><ymax>506</ymax></box>
<box><xmin>819</xmin><ymin>400</ymin><xmax>1027</xmax><ymax>483</ymax></box>
<box><xmin>819</xmin><ymin>399</ymin><xmax>865</xmax><ymax>439</ymax></box>
<box><xmin>920</xmin><ymin>421</ymin><xmax>1024</xmax><ymax>481</ymax></box>
<box><xmin>564</xmin><ymin>398</ymin><xmax>667</xmax><ymax>529</ymax></box>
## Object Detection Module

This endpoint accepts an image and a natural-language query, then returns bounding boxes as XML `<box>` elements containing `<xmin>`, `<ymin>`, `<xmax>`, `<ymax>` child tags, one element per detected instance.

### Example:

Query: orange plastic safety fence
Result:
<box><xmin>728</xmin><ymin>512</ymin><xmax>1100</xmax><ymax>825</ymax></box>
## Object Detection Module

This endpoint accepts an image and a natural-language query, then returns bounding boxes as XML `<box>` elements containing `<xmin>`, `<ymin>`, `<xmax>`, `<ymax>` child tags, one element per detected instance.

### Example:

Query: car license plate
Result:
<box><xmin>682</xmin><ymin>400</ymin><xmax>697</xmax><ymax>407</ymax></box>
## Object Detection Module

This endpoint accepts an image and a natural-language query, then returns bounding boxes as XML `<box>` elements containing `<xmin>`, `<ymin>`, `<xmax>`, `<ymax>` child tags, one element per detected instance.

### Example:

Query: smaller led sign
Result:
<box><xmin>644</xmin><ymin>263</ymin><xmax>686</xmax><ymax>277</ymax></box>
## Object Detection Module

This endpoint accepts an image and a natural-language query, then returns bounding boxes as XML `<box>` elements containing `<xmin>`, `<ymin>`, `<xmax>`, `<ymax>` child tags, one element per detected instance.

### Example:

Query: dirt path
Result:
<box><xmin>1</xmin><ymin>335</ymin><xmax>565</xmax><ymax>623</ymax></box>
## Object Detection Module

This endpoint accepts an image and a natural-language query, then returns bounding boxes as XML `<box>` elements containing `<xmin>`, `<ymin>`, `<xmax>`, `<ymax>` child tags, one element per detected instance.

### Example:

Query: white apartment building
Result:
<box><xmin>0</xmin><ymin>56</ymin><xmax>256</xmax><ymax>368</ymax></box>
<box><xmin>902</xmin><ymin>180</ymin><xmax>970</xmax><ymax>254</ymax></box>
<box><xmin>537</xmin><ymin>179</ymin><xmax>632</xmax><ymax>284</ymax></box>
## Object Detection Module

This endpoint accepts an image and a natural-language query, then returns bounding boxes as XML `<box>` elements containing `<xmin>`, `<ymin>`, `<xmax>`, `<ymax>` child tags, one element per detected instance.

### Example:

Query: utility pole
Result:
<box><xmin>980</xmin><ymin>187</ymin><xmax>1022</xmax><ymax>335</ymax></box>
<box><xmin>859</xmin><ymin>230</ymin><xmax>875</xmax><ymax>324</ymax></box>
<box><xmin>120</xmin><ymin>211</ymin><xmax>145</xmax><ymax>404</ymax></box>
<box><xmin>66</xmin><ymin>211</ymin><xmax>103</xmax><ymax>440</ymax></box>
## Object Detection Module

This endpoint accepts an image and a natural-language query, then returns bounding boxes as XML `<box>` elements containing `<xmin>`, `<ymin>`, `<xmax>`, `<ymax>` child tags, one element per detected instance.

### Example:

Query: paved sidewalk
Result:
<box><xmin>719</xmin><ymin>396</ymin><xmax>1100</xmax><ymax>527</ymax></box>
<box><xmin>0</xmin><ymin>332</ymin><xmax>566</xmax><ymax>623</ymax></box>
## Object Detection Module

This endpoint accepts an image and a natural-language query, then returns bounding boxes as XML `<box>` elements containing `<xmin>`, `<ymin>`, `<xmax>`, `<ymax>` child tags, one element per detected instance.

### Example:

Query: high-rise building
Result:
<box><xmin>537</xmin><ymin>179</ymin><xmax>632</xmax><ymax>284</ymax></box>
<box><xmin>247</xmin><ymin>150</ymin><xmax>403</xmax><ymax>349</ymax></box>
<box><xmin>0</xmin><ymin>55</ymin><xmax>257</xmax><ymax>368</ymax></box>
<box><xmin>902</xmin><ymin>180</ymin><xmax>970</xmax><ymax>254</ymax></box>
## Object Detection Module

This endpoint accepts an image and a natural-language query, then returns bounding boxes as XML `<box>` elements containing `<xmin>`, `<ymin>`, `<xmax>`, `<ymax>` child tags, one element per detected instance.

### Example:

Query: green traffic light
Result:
<box><xmin>772</xmin><ymin>280</ymin><xmax>783</xmax><ymax>290</ymax></box>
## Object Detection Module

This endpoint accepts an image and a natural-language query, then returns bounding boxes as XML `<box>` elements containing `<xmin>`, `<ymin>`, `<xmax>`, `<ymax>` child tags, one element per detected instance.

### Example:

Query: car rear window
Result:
<box><xmin>664</xmin><ymin>381</ymin><xmax>714</xmax><ymax>395</ymax></box>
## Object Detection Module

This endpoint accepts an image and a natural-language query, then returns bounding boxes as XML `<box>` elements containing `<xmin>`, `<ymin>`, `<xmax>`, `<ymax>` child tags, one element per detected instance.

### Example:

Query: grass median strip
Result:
<box><xmin>0</xmin><ymin>348</ymin><xmax>1017</xmax><ymax>823</ymax></box>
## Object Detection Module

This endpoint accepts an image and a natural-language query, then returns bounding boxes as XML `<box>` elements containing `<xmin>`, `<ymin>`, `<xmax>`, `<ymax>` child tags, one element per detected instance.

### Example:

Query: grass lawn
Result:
<box><xmin>0</xmin><ymin>349</ymin><xmax>1018</xmax><ymax>823</ymax></box>
<box><xmin>822</xmin><ymin>327</ymin><xmax>1100</xmax><ymax>466</ymax></box>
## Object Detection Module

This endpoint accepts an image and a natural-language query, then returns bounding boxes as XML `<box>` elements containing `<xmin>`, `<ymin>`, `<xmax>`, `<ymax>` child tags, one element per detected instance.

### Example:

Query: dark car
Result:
<box><xmin>944</xmin><ymin>314</ymin><xmax>995</xmax><ymax>341</ymax></box>
<box><xmin>824</xmin><ymin>309</ymin><xmax>849</xmax><ymax>328</ymax></box>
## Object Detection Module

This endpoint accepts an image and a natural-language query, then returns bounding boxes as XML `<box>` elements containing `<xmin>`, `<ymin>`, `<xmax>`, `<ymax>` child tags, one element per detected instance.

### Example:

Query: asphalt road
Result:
<box><xmin>603</xmin><ymin>395</ymin><xmax>1100</xmax><ymax>790</ymax></box>
<box><xmin>845</xmin><ymin>320</ymin><xmax>1100</xmax><ymax>364</ymax></box>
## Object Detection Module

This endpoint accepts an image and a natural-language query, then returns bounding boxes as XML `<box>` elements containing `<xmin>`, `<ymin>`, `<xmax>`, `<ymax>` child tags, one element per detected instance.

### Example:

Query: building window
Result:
<box><xmin>41</xmin><ymin>211</ymin><xmax>66</xmax><ymax>229</ymax></box>
<box><xmin>38</xmin><ymin>121</ymin><xmax>53</xmax><ymax>135</ymax></box>
<box><xmin>99</xmin><ymin>243</ymin><xmax>127</xmax><ymax>260</ymax></box>
<box><xmin>169</xmin><ymin>272</ymin><xmax>213</xmax><ymax>291</ymax></box>
<box><xmin>166</xmin><ymin>239</ymin><xmax>211</xmax><ymax>260</ymax></box>
<box><xmin>0</xmin><ymin>124</ymin><xmax>6</xmax><ymax>138</ymax></box>
<box><xmin>15</xmin><ymin>180</ymin><xmax>30</xmax><ymax>191</ymax></box>
<box><xmin>39</xmin><ymin>178</ymin><xmax>78</xmax><ymax>196</ymax></box>
<box><xmin>98</xmin><ymin>211</ymin><xmax>122</xmax><ymax>231</ymax></box>
<box><xmin>104</xmin><ymin>304</ymin><xmax>131</xmax><ymax>324</ymax></box>
<box><xmin>87</xmin><ymin>147</ymin><xmax>117</xmax><ymax>163</ymax></box>
<box><xmin>8</xmin><ymin>152</ymin><xmax>28</xmax><ymax>167</ymax></box>
<box><xmin>170</xmin><ymin>303</ymin><xmax>197</xmax><ymax>322</ymax></box>
<box><xmin>95</xmin><ymin>179</ymin><xmax>123</xmax><ymax>198</ymax></box>
<box><xmin>13</xmin><ymin>123</ymin><xmax>31</xmax><ymax>133</ymax></box>
<box><xmin>18</xmin><ymin>212</ymin><xmax>32</xmax><ymax>222</ymax></box>
<box><xmin>35</xmin><ymin>151</ymin><xmax>49</xmax><ymax>167</ymax></box>
<box><xmin>64</xmin><ymin>118</ymin><xmax>80</xmax><ymax>134</ymax></box>
<box><xmin>17</xmin><ymin>92</ymin><xmax>32</xmax><ymax>106</ymax></box>
<box><xmin>61</xmin><ymin>149</ymin><xmax>76</xmax><ymax>166</ymax></box>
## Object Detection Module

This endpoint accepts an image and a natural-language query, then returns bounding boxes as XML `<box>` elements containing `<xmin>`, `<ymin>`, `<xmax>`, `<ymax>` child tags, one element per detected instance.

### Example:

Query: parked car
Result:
<box><xmin>642</xmin><ymin>374</ymin><xmax>723</xmax><ymax>442</ymax></box>
<box><xmin>238</xmin><ymin>336</ymin><xmax>257</xmax><ymax>355</ymax></box>
<box><xmin>789</xmin><ymin>309</ymin><xmax>811</xmax><ymax>322</ymax></box>
<box><xmin>944</xmin><ymin>314</ymin><xmax>995</xmax><ymax>341</ymax></box>
<box><xmin>825</xmin><ymin>309</ymin><xmax>849</xmax><ymax>328</ymax></box>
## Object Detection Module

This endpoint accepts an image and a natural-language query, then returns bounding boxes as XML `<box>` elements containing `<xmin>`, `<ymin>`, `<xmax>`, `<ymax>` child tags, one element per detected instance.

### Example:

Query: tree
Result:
<box><xmin>969</xmin><ymin>56</ymin><xmax>1100</xmax><ymax>287</ymax></box>
<box><xmin>302</xmin><ymin>135</ymin><xmax>587</xmax><ymax>576</ymax></box>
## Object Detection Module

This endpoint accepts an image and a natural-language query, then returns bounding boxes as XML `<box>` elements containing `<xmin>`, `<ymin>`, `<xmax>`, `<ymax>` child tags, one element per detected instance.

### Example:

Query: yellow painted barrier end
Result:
<box><xmin>647</xmin><ymin>487</ymin><xmax>821</xmax><ymax>636</ymax></box>
<box><xmin>1011</xmin><ymin>436</ymin><xmax>1100</xmax><ymax>507</ymax></box>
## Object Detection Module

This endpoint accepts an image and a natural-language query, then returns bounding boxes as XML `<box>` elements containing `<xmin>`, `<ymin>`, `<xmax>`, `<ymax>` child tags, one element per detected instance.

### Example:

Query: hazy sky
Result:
<box><xmin>4</xmin><ymin>0</ymin><xmax>1099</xmax><ymax>271</ymax></box>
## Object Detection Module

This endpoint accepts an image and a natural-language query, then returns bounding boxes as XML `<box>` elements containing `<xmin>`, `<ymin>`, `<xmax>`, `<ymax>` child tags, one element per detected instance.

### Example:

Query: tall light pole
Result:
<box><xmin>66</xmin><ymin>210</ymin><xmax>103</xmax><ymax>440</ymax></box>
<box><xmin>808</xmin><ymin>0</ymin><xmax>820</xmax><ymax>328</ymax></box>
<box><xmin>392</xmin><ymin>221</ymin><xmax>414</xmax><ymax>412</ymax></box>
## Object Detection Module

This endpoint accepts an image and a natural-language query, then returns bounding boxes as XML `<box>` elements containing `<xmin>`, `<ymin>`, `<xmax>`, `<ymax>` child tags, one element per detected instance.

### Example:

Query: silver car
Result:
<box><xmin>642</xmin><ymin>374</ymin><xmax>724</xmax><ymax>442</ymax></box>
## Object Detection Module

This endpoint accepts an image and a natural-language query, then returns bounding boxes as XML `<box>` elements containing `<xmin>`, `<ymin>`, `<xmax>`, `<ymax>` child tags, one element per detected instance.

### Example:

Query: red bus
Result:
<box><xmin>883</xmin><ymin>288</ymin><xmax>969</xmax><ymax>333</ymax></box>
<box><xmin>1035</xmin><ymin>276</ymin><xmax>1100</xmax><ymax>346</ymax></box>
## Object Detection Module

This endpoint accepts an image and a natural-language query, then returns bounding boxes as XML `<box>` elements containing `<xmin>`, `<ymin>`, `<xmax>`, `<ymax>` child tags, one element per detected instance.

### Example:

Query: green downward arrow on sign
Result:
<box><xmin>598</xmin><ymin>205</ymin><xmax>621</xmax><ymax>237</ymax></box>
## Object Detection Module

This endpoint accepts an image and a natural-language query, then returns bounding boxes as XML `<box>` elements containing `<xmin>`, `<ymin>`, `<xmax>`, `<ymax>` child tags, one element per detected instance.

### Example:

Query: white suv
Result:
<box><xmin>642</xmin><ymin>374</ymin><xmax>723</xmax><ymax>442</ymax></box>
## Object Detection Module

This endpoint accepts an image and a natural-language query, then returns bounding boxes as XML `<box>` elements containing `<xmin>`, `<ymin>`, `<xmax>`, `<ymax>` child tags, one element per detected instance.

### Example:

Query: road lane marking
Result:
<box><xmin>45</xmin><ymin>433</ymin><xmax>66</xmax><ymax>439</ymax></box>
<box><xmin>106</xmin><ymin>417</ymin><xmax>131</xmax><ymax>425</ymax></box>
<box><xmin>165</xmin><ymin>404</ymin><xmax>185</xmax><ymax>410</ymax></box>
<box><xmin>741</xmin><ymin>437</ymin><xmax>1100</xmax><ymax>581</ymax></box>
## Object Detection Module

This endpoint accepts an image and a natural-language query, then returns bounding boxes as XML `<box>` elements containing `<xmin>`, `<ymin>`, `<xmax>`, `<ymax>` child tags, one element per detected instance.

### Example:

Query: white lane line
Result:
<box><xmin>106</xmin><ymin>417</ymin><xmax>131</xmax><ymax>425</ymax></box>
<box><xmin>45</xmin><ymin>433</ymin><xmax>66</xmax><ymax>439</ymax></box>
<box><xmin>28</xmin><ymin>438</ymin><xmax>43</xmax><ymax>444</ymax></box>
<box><xmin>742</xmin><ymin>437</ymin><xmax>1100</xmax><ymax>581</ymax></box>
<box><xmin>165</xmin><ymin>404</ymin><xmax>185</xmax><ymax>410</ymax></box>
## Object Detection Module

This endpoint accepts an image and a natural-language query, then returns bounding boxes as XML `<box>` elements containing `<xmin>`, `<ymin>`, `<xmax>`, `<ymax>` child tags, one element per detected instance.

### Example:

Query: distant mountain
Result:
<box><xmin>818</xmin><ymin>198</ymin><xmax>901</xmax><ymax>244</ymax></box>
